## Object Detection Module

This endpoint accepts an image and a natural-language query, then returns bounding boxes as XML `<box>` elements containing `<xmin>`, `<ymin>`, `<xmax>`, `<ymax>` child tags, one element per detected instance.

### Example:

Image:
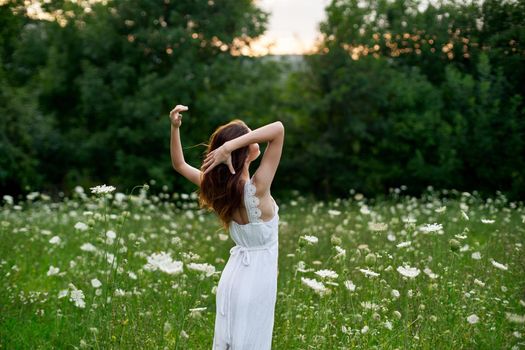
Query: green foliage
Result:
<box><xmin>281</xmin><ymin>0</ymin><xmax>525</xmax><ymax>200</ymax></box>
<box><xmin>0</xmin><ymin>0</ymin><xmax>524</xmax><ymax>200</ymax></box>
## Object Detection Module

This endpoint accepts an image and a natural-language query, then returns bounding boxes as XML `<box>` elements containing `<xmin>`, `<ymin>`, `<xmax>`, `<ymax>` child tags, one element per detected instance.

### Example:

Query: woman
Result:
<box><xmin>169</xmin><ymin>104</ymin><xmax>285</xmax><ymax>349</ymax></box>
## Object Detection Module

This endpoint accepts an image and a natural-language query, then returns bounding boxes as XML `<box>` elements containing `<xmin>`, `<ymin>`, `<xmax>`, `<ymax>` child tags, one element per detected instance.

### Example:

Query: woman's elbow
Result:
<box><xmin>275</xmin><ymin>121</ymin><xmax>285</xmax><ymax>135</ymax></box>
<box><xmin>172</xmin><ymin>162</ymin><xmax>184</xmax><ymax>172</ymax></box>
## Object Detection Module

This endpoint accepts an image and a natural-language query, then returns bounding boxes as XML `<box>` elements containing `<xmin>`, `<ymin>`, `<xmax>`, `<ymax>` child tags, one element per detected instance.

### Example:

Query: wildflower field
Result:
<box><xmin>1</xmin><ymin>185</ymin><xmax>524</xmax><ymax>349</ymax></box>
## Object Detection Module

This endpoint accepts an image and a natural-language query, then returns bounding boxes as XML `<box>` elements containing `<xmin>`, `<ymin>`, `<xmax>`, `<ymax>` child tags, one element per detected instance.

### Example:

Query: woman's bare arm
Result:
<box><xmin>223</xmin><ymin>121</ymin><xmax>284</xmax><ymax>154</ymax></box>
<box><xmin>170</xmin><ymin>105</ymin><xmax>202</xmax><ymax>187</ymax></box>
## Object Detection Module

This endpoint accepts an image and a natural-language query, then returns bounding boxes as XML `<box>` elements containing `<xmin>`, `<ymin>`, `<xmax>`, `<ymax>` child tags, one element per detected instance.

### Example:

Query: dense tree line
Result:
<box><xmin>1</xmin><ymin>0</ymin><xmax>524</xmax><ymax>201</ymax></box>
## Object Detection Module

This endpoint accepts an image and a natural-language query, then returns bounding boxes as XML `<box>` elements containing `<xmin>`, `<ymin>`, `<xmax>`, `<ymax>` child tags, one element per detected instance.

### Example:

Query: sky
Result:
<box><xmin>251</xmin><ymin>0</ymin><xmax>331</xmax><ymax>56</ymax></box>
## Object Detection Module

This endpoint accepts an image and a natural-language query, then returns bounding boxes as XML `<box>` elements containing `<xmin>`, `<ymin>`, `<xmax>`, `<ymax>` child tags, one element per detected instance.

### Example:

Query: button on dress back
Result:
<box><xmin>212</xmin><ymin>176</ymin><xmax>280</xmax><ymax>349</ymax></box>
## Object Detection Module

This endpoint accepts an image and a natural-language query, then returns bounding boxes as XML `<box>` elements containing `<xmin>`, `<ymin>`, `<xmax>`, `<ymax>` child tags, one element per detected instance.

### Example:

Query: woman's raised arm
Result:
<box><xmin>169</xmin><ymin>105</ymin><xmax>202</xmax><ymax>187</ymax></box>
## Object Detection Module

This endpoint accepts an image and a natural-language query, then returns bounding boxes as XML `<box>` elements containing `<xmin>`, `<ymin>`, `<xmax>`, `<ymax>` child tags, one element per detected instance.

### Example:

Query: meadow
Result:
<box><xmin>1</xmin><ymin>184</ymin><xmax>524</xmax><ymax>349</ymax></box>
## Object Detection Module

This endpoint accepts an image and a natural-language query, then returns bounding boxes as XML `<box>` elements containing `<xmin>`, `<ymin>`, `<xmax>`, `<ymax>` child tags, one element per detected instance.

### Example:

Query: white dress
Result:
<box><xmin>212</xmin><ymin>176</ymin><xmax>280</xmax><ymax>349</ymax></box>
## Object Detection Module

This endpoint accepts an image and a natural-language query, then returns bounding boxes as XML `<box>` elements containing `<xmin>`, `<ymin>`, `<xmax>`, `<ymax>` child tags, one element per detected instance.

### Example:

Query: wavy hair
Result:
<box><xmin>198</xmin><ymin>119</ymin><xmax>251</xmax><ymax>231</ymax></box>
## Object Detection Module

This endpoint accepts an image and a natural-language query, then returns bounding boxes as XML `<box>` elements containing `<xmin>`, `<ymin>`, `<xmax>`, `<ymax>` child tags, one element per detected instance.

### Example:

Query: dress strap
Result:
<box><xmin>244</xmin><ymin>177</ymin><xmax>263</xmax><ymax>223</ymax></box>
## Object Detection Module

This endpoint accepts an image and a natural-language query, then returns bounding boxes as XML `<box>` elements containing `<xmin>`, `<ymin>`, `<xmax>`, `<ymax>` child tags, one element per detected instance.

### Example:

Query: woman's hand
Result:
<box><xmin>201</xmin><ymin>144</ymin><xmax>235</xmax><ymax>175</ymax></box>
<box><xmin>169</xmin><ymin>104</ymin><xmax>188</xmax><ymax>128</ymax></box>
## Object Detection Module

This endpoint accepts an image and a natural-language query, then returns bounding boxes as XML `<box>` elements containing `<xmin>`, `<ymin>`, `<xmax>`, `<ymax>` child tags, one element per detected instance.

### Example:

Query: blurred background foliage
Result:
<box><xmin>0</xmin><ymin>0</ymin><xmax>524</xmax><ymax>201</ymax></box>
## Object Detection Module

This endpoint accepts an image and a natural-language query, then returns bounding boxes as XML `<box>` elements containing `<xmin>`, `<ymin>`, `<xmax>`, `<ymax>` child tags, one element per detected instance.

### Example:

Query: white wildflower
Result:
<box><xmin>90</xmin><ymin>184</ymin><xmax>116</xmax><ymax>194</ymax></box>
<box><xmin>74</xmin><ymin>222</ymin><xmax>89</xmax><ymax>231</ymax></box>
<box><xmin>70</xmin><ymin>289</ymin><xmax>86</xmax><ymax>308</ymax></box>
<box><xmin>402</xmin><ymin>216</ymin><xmax>417</xmax><ymax>224</ymax></box>
<box><xmin>47</xmin><ymin>266</ymin><xmax>60</xmax><ymax>276</ymax></box>
<box><xmin>91</xmin><ymin>278</ymin><xmax>102</xmax><ymax>288</ymax></box>
<box><xmin>144</xmin><ymin>252</ymin><xmax>184</xmax><ymax>275</ymax></box>
<box><xmin>301</xmin><ymin>235</ymin><xmax>319</xmax><ymax>244</ymax></box>
<box><xmin>435</xmin><ymin>206</ymin><xmax>446</xmax><ymax>213</ymax></box>
<box><xmin>423</xmin><ymin>267</ymin><xmax>438</xmax><ymax>279</ymax></box>
<box><xmin>301</xmin><ymin>277</ymin><xmax>328</xmax><ymax>295</ymax></box>
<box><xmin>361</xmin><ymin>301</ymin><xmax>379</xmax><ymax>310</ymax></box>
<box><xmin>490</xmin><ymin>259</ymin><xmax>508</xmax><ymax>271</ymax></box>
<box><xmin>505</xmin><ymin>313</ymin><xmax>525</xmax><ymax>324</ymax></box>
<box><xmin>49</xmin><ymin>236</ymin><xmax>61</xmax><ymax>245</ymax></box>
<box><xmin>419</xmin><ymin>223</ymin><xmax>442</xmax><ymax>233</ymax></box>
<box><xmin>328</xmin><ymin>209</ymin><xmax>341</xmax><ymax>216</ymax></box>
<box><xmin>466</xmin><ymin>314</ymin><xmax>479</xmax><ymax>324</ymax></box>
<box><xmin>187</xmin><ymin>262</ymin><xmax>216</xmax><ymax>277</ymax></box>
<box><xmin>3</xmin><ymin>195</ymin><xmax>14</xmax><ymax>205</ymax></box>
<box><xmin>114</xmin><ymin>288</ymin><xmax>125</xmax><ymax>297</ymax></box>
<box><xmin>359</xmin><ymin>268</ymin><xmax>380</xmax><ymax>277</ymax></box>
<box><xmin>314</xmin><ymin>269</ymin><xmax>338</xmax><ymax>279</ymax></box>
<box><xmin>397</xmin><ymin>265</ymin><xmax>420</xmax><ymax>278</ymax></box>
<box><xmin>474</xmin><ymin>279</ymin><xmax>485</xmax><ymax>287</ymax></box>
<box><xmin>360</xmin><ymin>205</ymin><xmax>370</xmax><ymax>215</ymax></box>
<box><xmin>471</xmin><ymin>251</ymin><xmax>481</xmax><ymax>260</ymax></box>
<box><xmin>80</xmin><ymin>243</ymin><xmax>97</xmax><ymax>252</ymax></box>
<box><xmin>368</xmin><ymin>222</ymin><xmax>388</xmax><ymax>231</ymax></box>
<box><xmin>396</xmin><ymin>241</ymin><xmax>411</xmax><ymax>248</ymax></box>
<box><xmin>189</xmin><ymin>307</ymin><xmax>207</xmax><ymax>317</ymax></box>
<box><xmin>344</xmin><ymin>280</ymin><xmax>356</xmax><ymax>292</ymax></box>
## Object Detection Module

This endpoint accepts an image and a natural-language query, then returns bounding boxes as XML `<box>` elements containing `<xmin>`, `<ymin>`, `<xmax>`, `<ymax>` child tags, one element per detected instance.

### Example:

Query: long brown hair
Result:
<box><xmin>198</xmin><ymin>119</ymin><xmax>250</xmax><ymax>231</ymax></box>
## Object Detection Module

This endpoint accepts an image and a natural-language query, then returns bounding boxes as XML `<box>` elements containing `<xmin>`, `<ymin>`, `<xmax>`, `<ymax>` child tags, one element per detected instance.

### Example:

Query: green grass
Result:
<box><xmin>1</xmin><ymin>186</ymin><xmax>524</xmax><ymax>349</ymax></box>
